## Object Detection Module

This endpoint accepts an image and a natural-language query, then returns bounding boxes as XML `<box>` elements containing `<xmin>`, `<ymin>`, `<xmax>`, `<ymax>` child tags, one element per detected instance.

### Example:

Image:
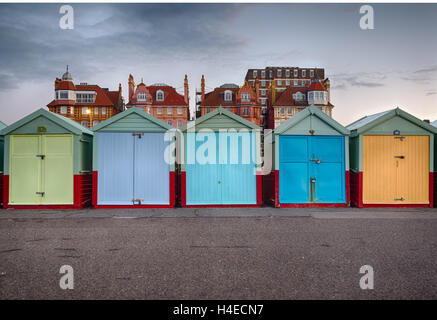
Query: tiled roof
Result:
<box><xmin>47</xmin><ymin>84</ymin><xmax>121</xmax><ymax>108</ymax></box>
<box><xmin>201</xmin><ymin>87</ymin><xmax>239</xmax><ymax>106</ymax></box>
<box><xmin>308</xmin><ymin>81</ymin><xmax>327</xmax><ymax>91</ymax></box>
<box><xmin>147</xmin><ymin>85</ymin><xmax>187</xmax><ymax>106</ymax></box>
<box><xmin>273</xmin><ymin>86</ymin><xmax>309</xmax><ymax>106</ymax></box>
<box><xmin>58</xmin><ymin>81</ymin><xmax>76</xmax><ymax>90</ymax></box>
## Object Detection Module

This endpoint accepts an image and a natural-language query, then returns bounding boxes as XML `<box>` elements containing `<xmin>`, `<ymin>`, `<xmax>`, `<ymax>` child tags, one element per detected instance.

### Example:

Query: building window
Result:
<box><xmin>261</xmin><ymin>99</ymin><xmax>266</xmax><ymax>105</ymax></box>
<box><xmin>224</xmin><ymin>90</ymin><xmax>232</xmax><ymax>102</ymax></box>
<box><xmin>287</xmin><ymin>107</ymin><xmax>292</xmax><ymax>114</ymax></box>
<box><xmin>94</xmin><ymin>107</ymin><xmax>99</xmax><ymax>114</ymax></box>
<box><xmin>76</xmin><ymin>93</ymin><xmax>95</xmax><ymax>103</ymax></box>
<box><xmin>286</xmin><ymin>80</ymin><xmax>290</xmax><ymax>86</ymax></box>
<box><xmin>261</xmin><ymin>80</ymin><xmax>265</xmax><ymax>87</ymax></box>
<box><xmin>294</xmin><ymin>80</ymin><xmax>298</xmax><ymax>86</ymax></box>
<box><xmin>206</xmin><ymin>107</ymin><xmax>211</xmax><ymax>113</ymax></box>
<box><xmin>102</xmin><ymin>107</ymin><xmax>106</xmax><ymax>115</ymax></box>
<box><xmin>302</xmin><ymin>70</ymin><xmax>306</xmax><ymax>77</ymax></box>
<box><xmin>93</xmin><ymin>120</ymin><xmax>99</xmax><ymax>127</ymax></box>
<box><xmin>280</xmin><ymin>107</ymin><xmax>285</xmax><ymax>115</ymax></box>
<box><xmin>82</xmin><ymin>107</ymin><xmax>88</xmax><ymax>115</ymax></box>
<box><xmin>310</xmin><ymin>70</ymin><xmax>314</xmax><ymax>77</ymax></box>
<box><xmin>277</xmin><ymin>80</ymin><xmax>282</xmax><ymax>86</ymax></box>
<box><xmin>261</xmin><ymin>70</ymin><xmax>265</xmax><ymax>78</ymax></box>
<box><xmin>177</xmin><ymin>120</ymin><xmax>183</xmax><ymax>128</ymax></box>
<box><xmin>157</xmin><ymin>107</ymin><xmax>162</xmax><ymax>114</ymax></box>
<box><xmin>241</xmin><ymin>93</ymin><xmax>250</xmax><ymax>102</ymax></box>
<box><xmin>243</xmin><ymin>107</ymin><xmax>250</xmax><ymax>116</ymax></box>
<box><xmin>156</xmin><ymin>90</ymin><xmax>164</xmax><ymax>101</ymax></box>
<box><xmin>253</xmin><ymin>70</ymin><xmax>257</xmax><ymax>78</ymax></box>
<box><xmin>269</xmin><ymin>70</ymin><xmax>273</xmax><ymax>78</ymax></box>
<box><xmin>81</xmin><ymin>120</ymin><xmax>89</xmax><ymax>127</ymax></box>
<box><xmin>70</xmin><ymin>107</ymin><xmax>74</xmax><ymax>114</ymax></box>
<box><xmin>167</xmin><ymin>107</ymin><xmax>172</xmax><ymax>114</ymax></box>
<box><xmin>286</xmin><ymin>69</ymin><xmax>290</xmax><ymax>77</ymax></box>
<box><xmin>294</xmin><ymin>69</ymin><xmax>298</xmax><ymax>77</ymax></box>
<box><xmin>277</xmin><ymin>69</ymin><xmax>282</xmax><ymax>77</ymax></box>
<box><xmin>60</xmin><ymin>91</ymin><xmax>69</xmax><ymax>99</ymax></box>
<box><xmin>177</xmin><ymin>107</ymin><xmax>183</xmax><ymax>114</ymax></box>
<box><xmin>261</xmin><ymin>90</ymin><xmax>266</xmax><ymax>97</ymax></box>
<box><xmin>60</xmin><ymin>106</ymin><xmax>67</xmax><ymax>114</ymax></box>
<box><xmin>168</xmin><ymin>120</ymin><xmax>172</xmax><ymax>126</ymax></box>
<box><xmin>138</xmin><ymin>93</ymin><xmax>146</xmax><ymax>101</ymax></box>
<box><xmin>302</xmin><ymin>80</ymin><xmax>306</xmax><ymax>86</ymax></box>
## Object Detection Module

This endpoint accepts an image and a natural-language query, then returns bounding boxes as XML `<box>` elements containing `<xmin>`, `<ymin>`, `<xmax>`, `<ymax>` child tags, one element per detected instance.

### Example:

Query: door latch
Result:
<box><xmin>36</xmin><ymin>192</ymin><xmax>45</xmax><ymax>196</ymax></box>
<box><xmin>394</xmin><ymin>136</ymin><xmax>405</xmax><ymax>141</ymax></box>
<box><xmin>132</xmin><ymin>198</ymin><xmax>144</xmax><ymax>205</ymax></box>
<box><xmin>395</xmin><ymin>197</ymin><xmax>405</xmax><ymax>201</ymax></box>
<box><xmin>36</xmin><ymin>154</ymin><xmax>45</xmax><ymax>159</ymax></box>
<box><xmin>132</xmin><ymin>133</ymin><xmax>144</xmax><ymax>138</ymax></box>
<box><xmin>394</xmin><ymin>155</ymin><xmax>405</xmax><ymax>159</ymax></box>
<box><xmin>310</xmin><ymin>158</ymin><xmax>322</xmax><ymax>164</ymax></box>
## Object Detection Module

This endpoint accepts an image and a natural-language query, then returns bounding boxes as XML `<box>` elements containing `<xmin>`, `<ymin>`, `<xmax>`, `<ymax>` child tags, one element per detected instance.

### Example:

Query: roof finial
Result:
<box><xmin>66</xmin><ymin>65</ymin><xmax>69</xmax><ymax>72</ymax></box>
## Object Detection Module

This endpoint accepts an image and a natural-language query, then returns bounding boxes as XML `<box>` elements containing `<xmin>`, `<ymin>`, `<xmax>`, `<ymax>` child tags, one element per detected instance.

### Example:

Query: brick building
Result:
<box><xmin>126</xmin><ymin>74</ymin><xmax>189</xmax><ymax>128</ymax></box>
<box><xmin>196</xmin><ymin>75</ymin><xmax>262</xmax><ymax>126</ymax></box>
<box><xmin>47</xmin><ymin>67</ymin><xmax>124</xmax><ymax>128</ymax></box>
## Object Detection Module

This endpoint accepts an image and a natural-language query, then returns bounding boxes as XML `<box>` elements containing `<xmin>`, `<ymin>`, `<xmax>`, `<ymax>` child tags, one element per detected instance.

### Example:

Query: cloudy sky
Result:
<box><xmin>0</xmin><ymin>3</ymin><xmax>436</xmax><ymax>125</ymax></box>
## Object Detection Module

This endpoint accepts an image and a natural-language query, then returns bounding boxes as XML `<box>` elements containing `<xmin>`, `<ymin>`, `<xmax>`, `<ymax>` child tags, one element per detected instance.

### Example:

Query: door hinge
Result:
<box><xmin>394</xmin><ymin>155</ymin><xmax>405</xmax><ymax>159</ymax></box>
<box><xmin>36</xmin><ymin>192</ymin><xmax>45</xmax><ymax>196</ymax></box>
<box><xmin>36</xmin><ymin>154</ymin><xmax>45</xmax><ymax>159</ymax></box>
<box><xmin>395</xmin><ymin>197</ymin><xmax>405</xmax><ymax>201</ymax></box>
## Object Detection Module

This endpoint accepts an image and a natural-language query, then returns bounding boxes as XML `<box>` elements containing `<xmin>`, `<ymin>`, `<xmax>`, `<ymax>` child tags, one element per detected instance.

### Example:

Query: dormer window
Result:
<box><xmin>156</xmin><ymin>90</ymin><xmax>164</xmax><ymax>101</ymax></box>
<box><xmin>59</xmin><ymin>91</ymin><xmax>69</xmax><ymax>99</ymax></box>
<box><xmin>138</xmin><ymin>92</ymin><xmax>146</xmax><ymax>101</ymax></box>
<box><xmin>277</xmin><ymin>69</ymin><xmax>282</xmax><ymax>77</ymax></box>
<box><xmin>286</xmin><ymin>69</ymin><xmax>290</xmax><ymax>77</ymax></box>
<box><xmin>241</xmin><ymin>93</ymin><xmax>250</xmax><ymax>102</ymax></box>
<box><xmin>224</xmin><ymin>90</ymin><xmax>232</xmax><ymax>102</ymax></box>
<box><xmin>310</xmin><ymin>70</ymin><xmax>314</xmax><ymax>77</ymax></box>
<box><xmin>261</xmin><ymin>70</ymin><xmax>265</xmax><ymax>78</ymax></box>
<box><xmin>302</xmin><ymin>70</ymin><xmax>306</xmax><ymax>77</ymax></box>
<box><xmin>294</xmin><ymin>69</ymin><xmax>298</xmax><ymax>77</ymax></box>
<box><xmin>253</xmin><ymin>70</ymin><xmax>257</xmax><ymax>78</ymax></box>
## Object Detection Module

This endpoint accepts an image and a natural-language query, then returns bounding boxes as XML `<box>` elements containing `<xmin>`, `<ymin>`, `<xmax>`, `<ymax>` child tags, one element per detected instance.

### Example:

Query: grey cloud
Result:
<box><xmin>402</xmin><ymin>65</ymin><xmax>437</xmax><ymax>84</ymax></box>
<box><xmin>330</xmin><ymin>72</ymin><xmax>386</xmax><ymax>89</ymax></box>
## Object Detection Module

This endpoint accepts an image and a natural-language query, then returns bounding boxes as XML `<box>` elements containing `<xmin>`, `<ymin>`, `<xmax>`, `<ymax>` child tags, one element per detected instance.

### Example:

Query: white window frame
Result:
<box><xmin>224</xmin><ymin>90</ymin><xmax>232</xmax><ymax>102</ymax></box>
<box><xmin>294</xmin><ymin>69</ymin><xmax>298</xmax><ymax>77</ymax></box>
<box><xmin>82</xmin><ymin>107</ymin><xmax>88</xmax><ymax>115</ymax></box>
<box><xmin>60</xmin><ymin>106</ymin><xmax>67</xmax><ymax>114</ymax></box>
<box><xmin>156</xmin><ymin>90</ymin><xmax>164</xmax><ymax>102</ymax></box>
<box><xmin>261</xmin><ymin>70</ymin><xmax>265</xmax><ymax>78</ymax></box>
<box><xmin>59</xmin><ymin>91</ymin><xmax>69</xmax><ymax>100</ymax></box>
<box><xmin>302</xmin><ymin>70</ymin><xmax>306</xmax><ymax>77</ymax></box>
<box><xmin>286</xmin><ymin>80</ymin><xmax>290</xmax><ymax>86</ymax></box>
<box><xmin>277</xmin><ymin>69</ymin><xmax>282</xmax><ymax>77</ymax></box>
<box><xmin>241</xmin><ymin>93</ymin><xmax>250</xmax><ymax>102</ymax></box>
<box><xmin>177</xmin><ymin>107</ymin><xmax>183</xmax><ymax>114</ymax></box>
<box><xmin>310</xmin><ymin>70</ymin><xmax>314</xmax><ymax>77</ymax></box>
<box><xmin>277</xmin><ymin>80</ymin><xmax>282</xmax><ymax>86</ymax></box>
<box><xmin>138</xmin><ymin>92</ymin><xmax>146</xmax><ymax>101</ymax></box>
<box><xmin>286</xmin><ymin>69</ymin><xmax>290</xmax><ymax>77</ymax></box>
<box><xmin>167</xmin><ymin>107</ymin><xmax>172</xmax><ymax>114</ymax></box>
<box><xmin>253</xmin><ymin>70</ymin><xmax>257</xmax><ymax>78</ymax></box>
<box><xmin>294</xmin><ymin>80</ymin><xmax>298</xmax><ymax>86</ymax></box>
<box><xmin>243</xmin><ymin>107</ymin><xmax>250</xmax><ymax>116</ymax></box>
<box><xmin>102</xmin><ymin>107</ymin><xmax>106</xmax><ymax>115</ymax></box>
<box><xmin>157</xmin><ymin>107</ymin><xmax>163</xmax><ymax>114</ymax></box>
<box><xmin>94</xmin><ymin>107</ymin><xmax>99</xmax><ymax>114</ymax></box>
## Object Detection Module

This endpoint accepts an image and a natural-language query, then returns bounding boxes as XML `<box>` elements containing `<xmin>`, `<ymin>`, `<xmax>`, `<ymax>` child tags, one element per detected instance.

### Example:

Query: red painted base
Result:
<box><xmin>351</xmin><ymin>171</ymin><xmax>434</xmax><ymax>208</ymax></box>
<box><xmin>274</xmin><ymin>170</ymin><xmax>350</xmax><ymax>208</ymax></box>
<box><xmin>3</xmin><ymin>174</ymin><xmax>92</xmax><ymax>210</ymax></box>
<box><xmin>92</xmin><ymin>171</ymin><xmax>175</xmax><ymax>209</ymax></box>
<box><xmin>180</xmin><ymin>170</ymin><xmax>262</xmax><ymax>208</ymax></box>
<box><xmin>0</xmin><ymin>173</ymin><xmax>3</xmax><ymax>207</ymax></box>
<box><xmin>279</xmin><ymin>203</ymin><xmax>348</xmax><ymax>208</ymax></box>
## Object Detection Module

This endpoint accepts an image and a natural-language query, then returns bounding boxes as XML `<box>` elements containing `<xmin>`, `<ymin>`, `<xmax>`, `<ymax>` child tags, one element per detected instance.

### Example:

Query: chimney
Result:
<box><xmin>424</xmin><ymin>119</ymin><xmax>430</xmax><ymax>123</ymax></box>
<box><xmin>128</xmin><ymin>74</ymin><xmax>135</xmax><ymax>100</ymax></box>
<box><xmin>184</xmin><ymin>74</ymin><xmax>189</xmax><ymax>105</ymax></box>
<box><xmin>54</xmin><ymin>78</ymin><xmax>61</xmax><ymax>90</ymax></box>
<box><xmin>271</xmin><ymin>79</ymin><xmax>277</xmax><ymax>105</ymax></box>
<box><xmin>201</xmin><ymin>75</ymin><xmax>205</xmax><ymax>104</ymax></box>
